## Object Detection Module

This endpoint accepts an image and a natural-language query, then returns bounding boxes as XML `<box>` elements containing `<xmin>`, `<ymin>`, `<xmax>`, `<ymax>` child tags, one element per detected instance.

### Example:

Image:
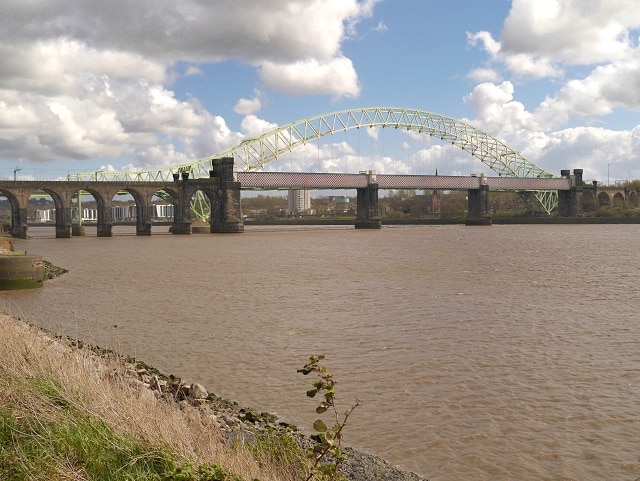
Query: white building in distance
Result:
<box><xmin>288</xmin><ymin>189</ymin><xmax>311</xmax><ymax>215</ymax></box>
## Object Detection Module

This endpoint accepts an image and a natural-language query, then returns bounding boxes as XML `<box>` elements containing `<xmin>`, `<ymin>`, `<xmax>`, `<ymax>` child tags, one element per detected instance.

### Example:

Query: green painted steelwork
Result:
<box><xmin>67</xmin><ymin>107</ymin><xmax>558</xmax><ymax>215</ymax></box>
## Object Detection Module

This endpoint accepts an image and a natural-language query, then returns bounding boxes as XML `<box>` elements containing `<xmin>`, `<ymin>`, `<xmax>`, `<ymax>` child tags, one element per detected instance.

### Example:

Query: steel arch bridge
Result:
<box><xmin>68</xmin><ymin>107</ymin><xmax>557</xmax><ymax>214</ymax></box>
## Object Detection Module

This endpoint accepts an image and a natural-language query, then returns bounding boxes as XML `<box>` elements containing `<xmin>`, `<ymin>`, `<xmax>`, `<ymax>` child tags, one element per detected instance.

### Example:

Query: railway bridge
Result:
<box><xmin>0</xmin><ymin>108</ymin><xmax>604</xmax><ymax>237</ymax></box>
<box><xmin>1</xmin><ymin>158</ymin><xmax>589</xmax><ymax>238</ymax></box>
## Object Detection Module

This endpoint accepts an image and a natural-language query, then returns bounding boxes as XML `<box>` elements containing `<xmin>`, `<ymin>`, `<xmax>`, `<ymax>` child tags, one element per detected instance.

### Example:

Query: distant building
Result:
<box><xmin>288</xmin><ymin>189</ymin><xmax>311</xmax><ymax>215</ymax></box>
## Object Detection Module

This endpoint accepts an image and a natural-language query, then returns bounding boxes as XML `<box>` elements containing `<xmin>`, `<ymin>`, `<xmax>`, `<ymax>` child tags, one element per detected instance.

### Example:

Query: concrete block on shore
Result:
<box><xmin>0</xmin><ymin>253</ymin><xmax>44</xmax><ymax>290</ymax></box>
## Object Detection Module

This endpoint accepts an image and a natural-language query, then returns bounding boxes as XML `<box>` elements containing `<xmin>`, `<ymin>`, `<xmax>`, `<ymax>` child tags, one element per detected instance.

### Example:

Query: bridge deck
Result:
<box><xmin>237</xmin><ymin>172</ymin><xmax>572</xmax><ymax>190</ymax></box>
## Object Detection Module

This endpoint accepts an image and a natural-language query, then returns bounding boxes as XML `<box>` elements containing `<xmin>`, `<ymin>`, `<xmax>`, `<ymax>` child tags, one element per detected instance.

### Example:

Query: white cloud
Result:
<box><xmin>240</xmin><ymin>115</ymin><xmax>279</xmax><ymax>138</ymax></box>
<box><xmin>467</xmin><ymin>31</ymin><xmax>501</xmax><ymax>58</ymax></box>
<box><xmin>372</xmin><ymin>21</ymin><xmax>388</xmax><ymax>33</ymax></box>
<box><xmin>501</xmin><ymin>0</ymin><xmax>640</xmax><ymax>65</ymax></box>
<box><xmin>234</xmin><ymin>92</ymin><xmax>263</xmax><ymax>116</ymax></box>
<box><xmin>466</xmin><ymin>30</ymin><xmax>563</xmax><ymax>79</ymax></box>
<box><xmin>466</xmin><ymin>68</ymin><xmax>501</xmax><ymax>84</ymax></box>
<box><xmin>0</xmin><ymin>0</ymin><xmax>375</xmax><ymax>64</ymax></box>
<box><xmin>537</xmin><ymin>126</ymin><xmax>640</xmax><ymax>181</ymax></box>
<box><xmin>464</xmin><ymin>81</ymin><xmax>539</xmax><ymax>134</ymax></box>
<box><xmin>0</xmin><ymin>0</ymin><xmax>376</xmax><ymax>169</ymax></box>
<box><xmin>463</xmin><ymin>0</ymin><xmax>640</xmax><ymax>182</ymax></box>
<box><xmin>462</xmin><ymin>78</ymin><xmax>640</xmax><ymax>181</ymax></box>
<box><xmin>469</xmin><ymin>1</ymin><xmax>640</xmax><ymax>83</ymax></box>
<box><xmin>535</xmin><ymin>58</ymin><xmax>640</xmax><ymax>128</ymax></box>
<box><xmin>0</xmin><ymin>39</ymin><xmax>166</xmax><ymax>96</ymax></box>
<box><xmin>183</xmin><ymin>65</ymin><xmax>202</xmax><ymax>77</ymax></box>
<box><xmin>260</xmin><ymin>56</ymin><xmax>361</xmax><ymax>99</ymax></box>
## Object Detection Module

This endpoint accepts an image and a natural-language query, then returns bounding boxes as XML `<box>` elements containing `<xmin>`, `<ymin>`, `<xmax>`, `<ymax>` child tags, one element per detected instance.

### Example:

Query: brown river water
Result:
<box><xmin>2</xmin><ymin>224</ymin><xmax>639</xmax><ymax>480</ymax></box>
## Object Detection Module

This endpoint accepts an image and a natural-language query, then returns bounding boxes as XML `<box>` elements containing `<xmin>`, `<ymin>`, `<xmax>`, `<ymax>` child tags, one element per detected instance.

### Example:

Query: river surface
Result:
<box><xmin>3</xmin><ymin>224</ymin><xmax>639</xmax><ymax>480</ymax></box>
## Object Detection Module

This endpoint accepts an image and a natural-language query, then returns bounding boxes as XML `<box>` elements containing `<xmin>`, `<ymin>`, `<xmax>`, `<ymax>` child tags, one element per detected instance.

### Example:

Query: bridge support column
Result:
<box><xmin>96</xmin><ymin>203</ymin><xmax>113</xmax><ymax>237</ymax></box>
<box><xmin>136</xmin><ymin>203</ymin><xmax>152</xmax><ymax>236</ymax></box>
<box><xmin>10</xmin><ymin>208</ymin><xmax>28</xmax><ymax>239</ymax></box>
<box><xmin>136</xmin><ymin>222</ymin><xmax>152</xmax><ymax>236</ymax></box>
<box><xmin>97</xmin><ymin>223</ymin><xmax>113</xmax><ymax>237</ymax></box>
<box><xmin>56</xmin><ymin>207</ymin><xmax>72</xmax><ymax>238</ymax></box>
<box><xmin>466</xmin><ymin>174</ymin><xmax>492</xmax><ymax>226</ymax></box>
<box><xmin>557</xmin><ymin>169</ymin><xmax>584</xmax><ymax>217</ymax></box>
<box><xmin>170</xmin><ymin>172</ymin><xmax>192</xmax><ymax>234</ymax></box>
<box><xmin>355</xmin><ymin>171</ymin><xmax>381</xmax><ymax>229</ymax></box>
<box><xmin>210</xmin><ymin>158</ymin><xmax>244</xmax><ymax>233</ymax></box>
<box><xmin>57</xmin><ymin>224</ymin><xmax>72</xmax><ymax>238</ymax></box>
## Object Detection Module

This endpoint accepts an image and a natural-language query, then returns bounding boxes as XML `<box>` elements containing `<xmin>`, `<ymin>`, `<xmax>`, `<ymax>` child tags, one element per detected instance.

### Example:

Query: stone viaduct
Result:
<box><xmin>0</xmin><ymin>158</ymin><xmax>242</xmax><ymax>239</ymax></box>
<box><xmin>590</xmin><ymin>186</ymin><xmax>639</xmax><ymax>209</ymax></box>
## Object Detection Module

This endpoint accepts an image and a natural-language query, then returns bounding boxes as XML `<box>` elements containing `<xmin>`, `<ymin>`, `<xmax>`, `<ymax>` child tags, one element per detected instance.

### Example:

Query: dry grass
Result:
<box><xmin>0</xmin><ymin>313</ymin><xmax>305</xmax><ymax>481</ymax></box>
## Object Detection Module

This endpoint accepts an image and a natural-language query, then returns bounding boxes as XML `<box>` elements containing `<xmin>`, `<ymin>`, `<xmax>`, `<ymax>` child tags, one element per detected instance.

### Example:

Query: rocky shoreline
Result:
<box><xmin>49</xmin><ymin>331</ymin><xmax>429</xmax><ymax>481</ymax></box>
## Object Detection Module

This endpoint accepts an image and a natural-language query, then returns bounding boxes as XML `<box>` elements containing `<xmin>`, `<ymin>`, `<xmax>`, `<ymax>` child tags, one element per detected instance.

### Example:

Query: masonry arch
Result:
<box><xmin>0</xmin><ymin>189</ymin><xmax>21</xmax><ymax>234</ymax></box>
<box><xmin>69</xmin><ymin>187</ymin><xmax>110</xmax><ymax>236</ymax></box>
<box><xmin>598</xmin><ymin>191</ymin><xmax>610</xmax><ymax>207</ymax></box>
<box><xmin>613</xmin><ymin>192</ymin><xmax>625</xmax><ymax>208</ymax></box>
<box><xmin>150</xmin><ymin>189</ymin><xmax>177</xmax><ymax>224</ymax></box>
<box><xmin>190</xmin><ymin>187</ymin><xmax>216</xmax><ymax>232</ymax></box>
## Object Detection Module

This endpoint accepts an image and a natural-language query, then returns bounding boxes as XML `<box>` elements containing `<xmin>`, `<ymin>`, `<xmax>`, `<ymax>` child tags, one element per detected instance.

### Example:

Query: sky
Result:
<box><xmin>1</xmin><ymin>0</ymin><xmax>639</xmax><ymax>185</ymax></box>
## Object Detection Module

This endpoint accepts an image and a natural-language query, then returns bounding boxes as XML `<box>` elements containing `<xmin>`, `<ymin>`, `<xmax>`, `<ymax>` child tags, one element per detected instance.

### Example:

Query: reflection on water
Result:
<box><xmin>4</xmin><ymin>224</ymin><xmax>640</xmax><ymax>480</ymax></box>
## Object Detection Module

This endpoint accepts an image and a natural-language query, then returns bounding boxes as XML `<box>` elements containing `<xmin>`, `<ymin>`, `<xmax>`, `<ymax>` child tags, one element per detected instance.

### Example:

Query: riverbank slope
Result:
<box><xmin>0</xmin><ymin>313</ymin><xmax>427</xmax><ymax>481</ymax></box>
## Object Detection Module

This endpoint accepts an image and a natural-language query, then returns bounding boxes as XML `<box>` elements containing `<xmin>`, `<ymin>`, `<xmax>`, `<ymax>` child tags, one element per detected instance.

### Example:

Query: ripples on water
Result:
<box><xmin>4</xmin><ymin>224</ymin><xmax>640</xmax><ymax>480</ymax></box>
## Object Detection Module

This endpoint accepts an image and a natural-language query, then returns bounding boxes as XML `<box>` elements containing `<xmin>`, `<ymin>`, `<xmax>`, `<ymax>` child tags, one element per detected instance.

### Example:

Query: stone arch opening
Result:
<box><xmin>70</xmin><ymin>190</ymin><xmax>100</xmax><ymax>236</ymax></box>
<box><xmin>613</xmin><ymin>192</ymin><xmax>625</xmax><ymax>208</ymax></box>
<box><xmin>0</xmin><ymin>189</ymin><xmax>29</xmax><ymax>238</ymax></box>
<box><xmin>597</xmin><ymin>191</ymin><xmax>610</xmax><ymax>207</ymax></box>
<box><xmin>150</xmin><ymin>190</ymin><xmax>176</xmax><ymax>224</ymax></box>
<box><xmin>190</xmin><ymin>188</ymin><xmax>214</xmax><ymax>233</ymax></box>
<box><xmin>0</xmin><ymin>191</ymin><xmax>15</xmax><ymax>232</ymax></box>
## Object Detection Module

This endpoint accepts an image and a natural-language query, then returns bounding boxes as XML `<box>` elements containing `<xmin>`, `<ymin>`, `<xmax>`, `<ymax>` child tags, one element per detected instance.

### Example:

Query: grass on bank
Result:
<box><xmin>0</xmin><ymin>313</ymin><xmax>308</xmax><ymax>481</ymax></box>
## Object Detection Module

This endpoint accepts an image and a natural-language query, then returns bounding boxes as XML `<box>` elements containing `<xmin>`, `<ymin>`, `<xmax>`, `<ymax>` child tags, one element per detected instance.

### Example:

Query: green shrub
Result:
<box><xmin>298</xmin><ymin>355</ymin><xmax>360</xmax><ymax>481</ymax></box>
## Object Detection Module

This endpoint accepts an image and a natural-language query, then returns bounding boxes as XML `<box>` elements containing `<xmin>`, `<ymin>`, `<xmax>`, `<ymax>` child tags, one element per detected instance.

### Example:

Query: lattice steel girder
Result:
<box><xmin>237</xmin><ymin>173</ymin><xmax>571</xmax><ymax>191</ymax></box>
<box><xmin>68</xmin><ymin>107</ymin><xmax>558</xmax><ymax>213</ymax></box>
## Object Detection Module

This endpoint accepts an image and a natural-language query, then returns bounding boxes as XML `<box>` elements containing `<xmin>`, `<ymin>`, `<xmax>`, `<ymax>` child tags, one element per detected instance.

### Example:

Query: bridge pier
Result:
<box><xmin>137</xmin><ymin>221</ymin><xmax>152</xmax><ymax>236</ymax></box>
<box><xmin>466</xmin><ymin>174</ymin><xmax>492</xmax><ymax>225</ymax></box>
<box><xmin>56</xmin><ymin>224</ymin><xmax>72</xmax><ymax>238</ymax></box>
<box><xmin>136</xmin><ymin>204</ymin><xmax>152</xmax><ymax>236</ymax></box>
<box><xmin>10</xmin><ymin>208</ymin><xmax>28</xmax><ymax>239</ymax></box>
<box><xmin>557</xmin><ymin>169</ymin><xmax>585</xmax><ymax>217</ymax></box>
<box><xmin>170</xmin><ymin>172</ymin><xmax>193</xmax><ymax>234</ymax></box>
<box><xmin>355</xmin><ymin>171</ymin><xmax>381</xmax><ymax>229</ymax></box>
<box><xmin>55</xmin><ymin>207</ymin><xmax>73</xmax><ymax>238</ymax></box>
<box><xmin>170</xmin><ymin>222</ymin><xmax>192</xmax><ymax>234</ymax></box>
<box><xmin>209</xmin><ymin>158</ymin><xmax>244</xmax><ymax>233</ymax></box>
<box><xmin>97</xmin><ymin>223</ymin><xmax>113</xmax><ymax>237</ymax></box>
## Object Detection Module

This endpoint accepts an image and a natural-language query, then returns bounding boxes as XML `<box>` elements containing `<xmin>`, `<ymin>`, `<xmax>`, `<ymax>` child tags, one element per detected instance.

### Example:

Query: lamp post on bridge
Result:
<box><xmin>13</xmin><ymin>166</ymin><xmax>21</xmax><ymax>181</ymax></box>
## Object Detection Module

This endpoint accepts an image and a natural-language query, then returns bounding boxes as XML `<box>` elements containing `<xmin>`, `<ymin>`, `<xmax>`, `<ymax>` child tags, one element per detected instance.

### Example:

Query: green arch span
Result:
<box><xmin>69</xmin><ymin>107</ymin><xmax>557</xmax><ymax>214</ymax></box>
